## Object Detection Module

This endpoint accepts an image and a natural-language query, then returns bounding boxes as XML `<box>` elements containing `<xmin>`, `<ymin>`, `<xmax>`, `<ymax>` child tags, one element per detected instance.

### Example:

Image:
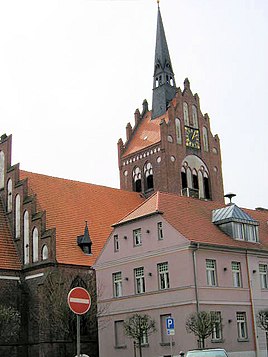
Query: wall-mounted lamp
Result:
<box><xmin>228</xmin><ymin>319</ymin><xmax>232</xmax><ymax>323</ymax></box>
<box><xmin>253</xmin><ymin>270</ymin><xmax>256</xmax><ymax>274</ymax></box>
<box><xmin>146</xmin><ymin>229</ymin><xmax>150</xmax><ymax>234</ymax></box>
<box><xmin>124</xmin><ymin>236</ymin><xmax>127</xmax><ymax>240</ymax></box>
<box><xmin>148</xmin><ymin>272</ymin><xmax>152</xmax><ymax>276</ymax></box>
<box><xmin>125</xmin><ymin>277</ymin><xmax>129</xmax><ymax>281</ymax></box>
<box><xmin>223</xmin><ymin>267</ymin><xmax>227</xmax><ymax>271</ymax></box>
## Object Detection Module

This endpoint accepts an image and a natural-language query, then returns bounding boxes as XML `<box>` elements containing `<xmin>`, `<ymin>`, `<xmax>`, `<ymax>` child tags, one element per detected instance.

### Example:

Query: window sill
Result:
<box><xmin>237</xmin><ymin>338</ymin><xmax>249</xmax><ymax>342</ymax></box>
<box><xmin>211</xmin><ymin>339</ymin><xmax>224</xmax><ymax>343</ymax></box>
<box><xmin>160</xmin><ymin>342</ymin><xmax>175</xmax><ymax>347</ymax></box>
<box><xmin>115</xmin><ymin>345</ymin><xmax>127</xmax><ymax>349</ymax></box>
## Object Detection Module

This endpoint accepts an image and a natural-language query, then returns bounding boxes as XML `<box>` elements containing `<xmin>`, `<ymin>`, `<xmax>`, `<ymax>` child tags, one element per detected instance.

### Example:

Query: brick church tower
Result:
<box><xmin>118</xmin><ymin>4</ymin><xmax>224</xmax><ymax>203</ymax></box>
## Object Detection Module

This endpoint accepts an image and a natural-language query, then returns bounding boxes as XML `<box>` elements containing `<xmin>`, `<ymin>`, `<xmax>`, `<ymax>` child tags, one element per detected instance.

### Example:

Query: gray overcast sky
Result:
<box><xmin>0</xmin><ymin>0</ymin><xmax>267</xmax><ymax>209</ymax></box>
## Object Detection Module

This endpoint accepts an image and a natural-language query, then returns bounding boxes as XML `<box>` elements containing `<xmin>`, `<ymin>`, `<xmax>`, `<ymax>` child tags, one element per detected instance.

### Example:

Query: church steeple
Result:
<box><xmin>152</xmin><ymin>4</ymin><xmax>176</xmax><ymax>119</ymax></box>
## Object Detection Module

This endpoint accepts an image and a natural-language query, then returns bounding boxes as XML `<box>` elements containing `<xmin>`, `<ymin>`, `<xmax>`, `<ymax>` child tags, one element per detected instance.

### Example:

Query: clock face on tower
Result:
<box><xmin>185</xmin><ymin>126</ymin><xmax>200</xmax><ymax>149</ymax></box>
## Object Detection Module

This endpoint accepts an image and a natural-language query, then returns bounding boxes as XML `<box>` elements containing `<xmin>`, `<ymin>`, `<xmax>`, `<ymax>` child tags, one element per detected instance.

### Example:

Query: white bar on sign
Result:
<box><xmin>70</xmin><ymin>298</ymin><xmax>90</xmax><ymax>304</ymax></box>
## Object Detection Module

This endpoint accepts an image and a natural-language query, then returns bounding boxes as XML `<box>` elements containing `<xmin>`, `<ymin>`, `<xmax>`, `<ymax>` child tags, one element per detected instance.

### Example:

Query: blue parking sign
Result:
<box><xmin>166</xmin><ymin>317</ymin><xmax>174</xmax><ymax>330</ymax></box>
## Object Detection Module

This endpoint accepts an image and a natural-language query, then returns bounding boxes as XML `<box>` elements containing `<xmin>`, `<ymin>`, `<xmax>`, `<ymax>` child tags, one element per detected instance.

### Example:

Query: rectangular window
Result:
<box><xmin>133</xmin><ymin>228</ymin><xmax>142</xmax><ymax>246</ymax></box>
<box><xmin>158</xmin><ymin>222</ymin><xmax>164</xmax><ymax>240</ymax></box>
<box><xmin>113</xmin><ymin>272</ymin><xmax>122</xmax><ymax>297</ymax></box>
<box><xmin>158</xmin><ymin>262</ymin><xmax>170</xmax><ymax>290</ymax></box>
<box><xmin>160</xmin><ymin>314</ymin><xmax>171</xmax><ymax>344</ymax></box>
<box><xmin>134</xmin><ymin>267</ymin><xmax>145</xmax><ymax>294</ymax></box>
<box><xmin>237</xmin><ymin>312</ymin><xmax>248</xmax><ymax>340</ymax></box>
<box><xmin>232</xmin><ymin>261</ymin><xmax>242</xmax><ymax>288</ymax></box>
<box><xmin>259</xmin><ymin>264</ymin><xmax>268</xmax><ymax>289</ymax></box>
<box><xmin>206</xmin><ymin>259</ymin><xmax>217</xmax><ymax>286</ymax></box>
<box><xmin>114</xmin><ymin>320</ymin><xmax>125</xmax><ymax>347</ymax></box>
<box><xmin>114</xmin><ymin>234</ymin><xmax>119</xmax><ymax>252</ymax></box>
<box><xmin>211</xmin><ymin>311</ymin><xmax>222</xmax><ymax>341</ymax></box>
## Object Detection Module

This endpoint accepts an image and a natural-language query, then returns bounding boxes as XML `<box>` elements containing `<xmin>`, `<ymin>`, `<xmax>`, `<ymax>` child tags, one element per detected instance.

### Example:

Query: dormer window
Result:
<box><xmin>212</xmin><ymin>204</ymin><xmax>259</xmax><ymax>243</ymax></box>
<box><xmin>77</xmin><ymin>221</ymin><xmax>92</xmax><ymax>254</ymax></box>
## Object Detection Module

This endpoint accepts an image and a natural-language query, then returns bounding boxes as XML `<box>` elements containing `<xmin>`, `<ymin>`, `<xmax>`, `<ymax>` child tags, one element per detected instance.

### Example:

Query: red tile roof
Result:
<box><xmin>116</xmin><ymin>191</ymin><xmax>268</xmax><ymax>250</ymax></box>
<box><xmin>0</xmin><ymin>200</ymin><xmax>21</xmax><ymax>270</ymax></box>
<box><xmin>122</xmin><ymin>111</ymin><xmax>167</xmax><ymax>157</ymax></box>
<box><xmin>20</xmin><ymin>171</ymin><xmax>144</xmax><ymax>266</ymax></box>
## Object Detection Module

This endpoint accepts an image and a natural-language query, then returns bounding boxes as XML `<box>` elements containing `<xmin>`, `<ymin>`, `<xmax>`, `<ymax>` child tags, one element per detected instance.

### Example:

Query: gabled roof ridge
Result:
<box><xmin>114</xmin><ymin>191</ymin><xmax>158</xmax><ymax>225</ymax></box>
<box><xmin>20</xmin><ymin>169</ymin><xmax>138</xmax><ymax>194</ymax></box>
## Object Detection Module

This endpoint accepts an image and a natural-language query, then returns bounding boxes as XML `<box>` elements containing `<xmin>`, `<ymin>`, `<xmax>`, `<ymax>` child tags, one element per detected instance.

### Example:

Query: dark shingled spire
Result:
<box><xmin>77</xmin><ymin>221</ymin><xmax>92</xmax><ymax>254</ymax></box>
<box><xmin>152</xmin><ymin>5</ymin><xmax>176</xmax><ymax>119</ymax></box>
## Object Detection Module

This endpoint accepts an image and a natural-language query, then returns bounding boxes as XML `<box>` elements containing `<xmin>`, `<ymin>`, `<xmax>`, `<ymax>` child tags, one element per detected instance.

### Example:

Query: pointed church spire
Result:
<box><xmin>152</xmin><ymin>4</ymin><xmax>176</xmax><ymax>119</ymax></box>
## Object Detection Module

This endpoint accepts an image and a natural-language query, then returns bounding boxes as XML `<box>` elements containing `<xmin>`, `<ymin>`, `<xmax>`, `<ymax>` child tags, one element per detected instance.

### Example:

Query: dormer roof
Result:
<box><xmin>212</xmin><ymin>204</ymin><xmax>259</xmax><ymax>226</ymax></box>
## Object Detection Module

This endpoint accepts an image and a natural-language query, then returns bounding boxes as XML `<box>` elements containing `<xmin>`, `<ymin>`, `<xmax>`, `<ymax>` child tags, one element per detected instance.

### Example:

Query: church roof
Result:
<box><xmin>115</xmin><ymin>191</ymin><xmax>268</xmax><ymax>250</ymax></box>
<box><xmin>0</xmin><ymin>200</ymin><xmax>21</xmax><ymax>270</ymax></box>
<box><xmin>122</xmin><ymin>111</ymin><xmax>167</xmax><ymax>158</ymax></box>
<box><xmin>20</xmin><ymin>171</ymin><xmax>144</xmax><ymax>266</ymax></box>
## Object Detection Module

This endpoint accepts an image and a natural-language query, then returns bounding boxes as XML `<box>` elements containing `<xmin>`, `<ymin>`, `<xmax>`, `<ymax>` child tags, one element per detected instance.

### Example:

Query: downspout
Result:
<box><xmin>246</xmin><ymin>249</ymin><xmax>259</xmax><ymax>357</ymax></box>
<box><xmin>192</xmin><ymin>243</ymin><xmax>200</xmax><ymax>313</ymax></box>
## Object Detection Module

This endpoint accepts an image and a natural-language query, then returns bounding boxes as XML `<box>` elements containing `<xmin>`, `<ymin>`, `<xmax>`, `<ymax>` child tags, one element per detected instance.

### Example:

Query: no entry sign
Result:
<box><xmin>67</xmin><ymin>287</ymin><xmax>91</xmax><ymax>315</ymax></box>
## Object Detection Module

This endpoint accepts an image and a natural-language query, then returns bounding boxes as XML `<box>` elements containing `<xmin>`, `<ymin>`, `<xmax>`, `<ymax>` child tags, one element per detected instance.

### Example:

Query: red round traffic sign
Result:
<box><xmin>67</xmin><ymin>287</ymin><xmax>91</xmax><ymax>315</ymax></box>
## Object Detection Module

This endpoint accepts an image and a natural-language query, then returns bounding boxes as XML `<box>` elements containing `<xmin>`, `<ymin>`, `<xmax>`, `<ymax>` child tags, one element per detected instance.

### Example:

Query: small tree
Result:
<box><xmin>185</xmin><ymin>311</ymin><xmax>219</xmax><ymax>348</ymax></box>
<box><xmin>256</xmin><ymin>309</ymin><xmax>268</xmax><ymax>356</ymax></box>
<box><xmin>0</xmin><ymin>304</ymin><xmax>21</xmax><ymax>342</ymax></box>
<box><xmin>124</xmin><ymin>313</ymin><xmax>157</xmax><ymax>357</ymax></box>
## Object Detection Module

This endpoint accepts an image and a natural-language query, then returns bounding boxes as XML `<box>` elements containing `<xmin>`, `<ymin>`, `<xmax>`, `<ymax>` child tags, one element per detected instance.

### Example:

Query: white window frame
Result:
<box><xmin>211</xmin><ymin>311</ymin><xmax>222</xmax><ymax>341</ymax></box>
<box><xmin>232</xmin><ymin>261</ymin><xmax>242</xmax><ymax>288</ymax></box>
<box><xmin>7</xmin><ymin>178</ymin><xmax>12</xmax><ymax>212</ymax></box>
<box><xmin>158</xmin><ymin>262</ymin><xmax>170</xmax><ymax>290</ymax></box>
<box><xmin>113</xmin><ymin>272</ymin><xmax>122</xmax><ymax>298</ymax></box>
<box><xmin>15</xmin><ymin>194</ymin><xmax>21</xmax><ymax>239</ymax></box>
<box><xmin>237</xmin><ymin>312</ymin><xmax>248</xmax><ymax>340</ymax></box>
<box><xmin>259</xmin><ymin>264</ymin><xmax>268</xmax><ymax>289</ymax></box>
<box><xmin>133</xmin><ymin>228</ymin><xmax>142</xmax><ymax>246</ymax></box>
<box><xmin>114</xmin><ymin>234</ymin><xmax>119</xmax><ymax>252</ymax></box>
<box><xmin>206</xmin><ymin>259</ymin><xmax>217</xmax><ymax>286</ymax></box>
<box><xmin>157</xmin><ymin>222</ymin><xmax>163</xmax><ymax>240</ymax></box>
<box><xmin>134</xmin><ymin>267</ymin><xmax>145</xmax><ymax>294</ymax></box>
<box><xmin>23</xmin><ymin>210</ymin><xmax>30</xmax><ymax>264</ymax></box>
<box><xmin>32</xmin><ymin>227</ymin><xmax>39</xmax><ymax>263</ymax></box>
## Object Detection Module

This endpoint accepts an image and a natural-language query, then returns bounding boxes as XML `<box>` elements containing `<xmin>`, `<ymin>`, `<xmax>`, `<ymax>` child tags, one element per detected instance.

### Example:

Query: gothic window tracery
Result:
<box><xmin>24</xmin><ymin>211</ymin><xmax>30</xmax><ymax>264</ymax></box>
<box><xmin>183</xmin><ymin>102</ymin><xmax>189</xmax><ymax>126</ymax></box>
<box><xmin>144</xmin><ymin>162</ymin><xmax>154</xmax><ymax>191</ymax></box>
<box><xmin>192</xmin><ymin>105</ymin><xmax>198</xmax><ymax>128</ymax></box>
<box><xmin>0</xmin><ymin>151</ymin><xmax>4</xmax><ymax>189</ymax></box>
<box><xmin>175</xmin><ymin>118</ymin><xmax>182</xmax><ymax>144</ymax></box>
<box><xmin>32</xmin><ymin>227</ymin><xmax>39</xmax><ymax>263</ymax></box>
<box><xmin>15</xmin><ymin>194</ymin><xmax>21</xmax><ymax>239</ymax></box>
<box><xmin>133</xmin><ymin>166</ymin><xmax>142</xmax><ymax>192</ymax></box>
<box><xmin>7</xmin><ymin>178</ymin><xmax>12</xmax><ymax>212</ymax></box>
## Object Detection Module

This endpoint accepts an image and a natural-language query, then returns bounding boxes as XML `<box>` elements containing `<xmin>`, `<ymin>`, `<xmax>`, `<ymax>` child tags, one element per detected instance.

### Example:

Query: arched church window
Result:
<box><xmin>15</xmin><ymin>194</ymin><xmax>21</xmax><ymax>239</ymax></box>
<box><xmin>192</xmin><ymin>105</ymin><xmax>198</xmax><ymax>128</ymax></box>
<box><xmin>32</xmin><ymin>227</ymin><xmax>39</xmax><ymax>263</ymax></box>
<box><xmin>0</xmin><ymin>151</ymin><xmax>5</xmax><ymax>189</ymax></box>
<box><xmin>175</xmin><ymin>118</ymin><xmax>182</xmax><ymax>144</ymax></box>
<box><xmin>144</xmin><ymin>162</ymin><xmax>154</xmax><ymax>191</ymax></box>
<box><xmin>192</xmin><ymin>169</ymin><xmax>199</xmax><ymax>190</ymax></box>
<box><xmin>203</xmin><ymin>172</ymin><xmax>211</xmax><ymax>199</ymax></box>
<box><xmin>24</xmin><ymin>211</ymin><xmax>30</xmax><ymax>264</ymax></box>
<box><xmin>42</xmin><ymin>244</ymin><xmax>48</xmax><ymax>261</ymax></box>
<box><xmin>183</xmin><ymin>102</ymin><xmax>189</xmax><ymax>126</ymax></box>
<box><xmin>133</xmin><ymin>167</ymin><xmax>142</xmax><ymax>192</ymax></box>
<box><xmin>203</xmin><ymin>127</ymin><xmax>209</xmax><ymax>152</ymax></box>
<box><xmin>198</xmin><ymin>171</ymin><xmax>204</xmax><ymax>199</ymax></box>
<box><xmin>181</xmin><ymin>167</ymin><xmax>187</xmax><ymax>189</ymax></box>
<box><xmin>7</xmin><ymin>178</ymin><xmax>12</xmax><ymax>212</ymax></box>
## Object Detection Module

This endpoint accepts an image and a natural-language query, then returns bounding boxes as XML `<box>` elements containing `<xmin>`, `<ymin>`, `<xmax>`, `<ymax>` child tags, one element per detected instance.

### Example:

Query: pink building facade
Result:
<box><xmin>95</xmin><ymin>193</ymin><xmax>268</xmax><ymax>357</ymax></box>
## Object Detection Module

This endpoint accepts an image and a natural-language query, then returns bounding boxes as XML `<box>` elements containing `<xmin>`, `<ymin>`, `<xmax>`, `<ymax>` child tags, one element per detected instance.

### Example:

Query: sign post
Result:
<box><xmin>68</xmin><ymin>287</ymin><xmax>91</xmax><ymax>357</ymax></box>
<box><xmin>166</xmin><ymin>317</ymin><xmax>175</xmax><ymax>357</ymax></box>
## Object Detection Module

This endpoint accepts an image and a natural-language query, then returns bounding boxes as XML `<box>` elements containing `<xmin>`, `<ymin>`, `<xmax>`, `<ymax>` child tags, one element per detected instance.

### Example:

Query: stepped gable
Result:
<box><xmin>20</xmin><ymin>170</ymin><xmax>144</xmax><ymax>266</ymax></box>
<box><xmin>0</xmin><ymin>199</ymin><xmax>21</xmax><ymax>270</ymax></box>
<box><xmin>116</xmin><ymin>191</ymin><xmax>268</xmax><ymax>250</ymax></box>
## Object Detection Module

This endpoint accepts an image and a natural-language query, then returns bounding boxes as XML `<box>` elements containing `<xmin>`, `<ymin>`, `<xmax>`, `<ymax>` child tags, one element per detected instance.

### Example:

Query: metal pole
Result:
<box><xmin>77</xmin><ymin>314</ymin><xmax>81</xmax><ymax>357</ymax></box>
<box><xmin>170</xmin><ymin>334</ymin><xmax>173</xmax><ymax>357</ymax></box>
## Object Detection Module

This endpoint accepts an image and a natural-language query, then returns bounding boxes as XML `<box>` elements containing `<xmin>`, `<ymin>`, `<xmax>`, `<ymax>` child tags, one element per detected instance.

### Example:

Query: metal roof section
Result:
<box><xmin>212</xmin><ymin>204</ymin><xmax>259</xmax><ymax>226</ymax></box>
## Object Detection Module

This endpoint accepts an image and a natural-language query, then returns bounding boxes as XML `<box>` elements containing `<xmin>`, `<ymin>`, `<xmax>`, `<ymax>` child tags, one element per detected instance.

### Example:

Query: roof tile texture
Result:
<box><xmin>20</xmin><ymin>171</ymin><xmax>144</xmax><ymax>266</ymax></box>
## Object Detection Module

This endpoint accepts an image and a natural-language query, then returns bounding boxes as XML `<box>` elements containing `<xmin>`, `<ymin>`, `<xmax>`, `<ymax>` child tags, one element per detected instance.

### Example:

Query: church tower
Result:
<box><xmin>117</xmin><ymin>5</ymin><xmax>224</xmax><ymax>203</ymax></box>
